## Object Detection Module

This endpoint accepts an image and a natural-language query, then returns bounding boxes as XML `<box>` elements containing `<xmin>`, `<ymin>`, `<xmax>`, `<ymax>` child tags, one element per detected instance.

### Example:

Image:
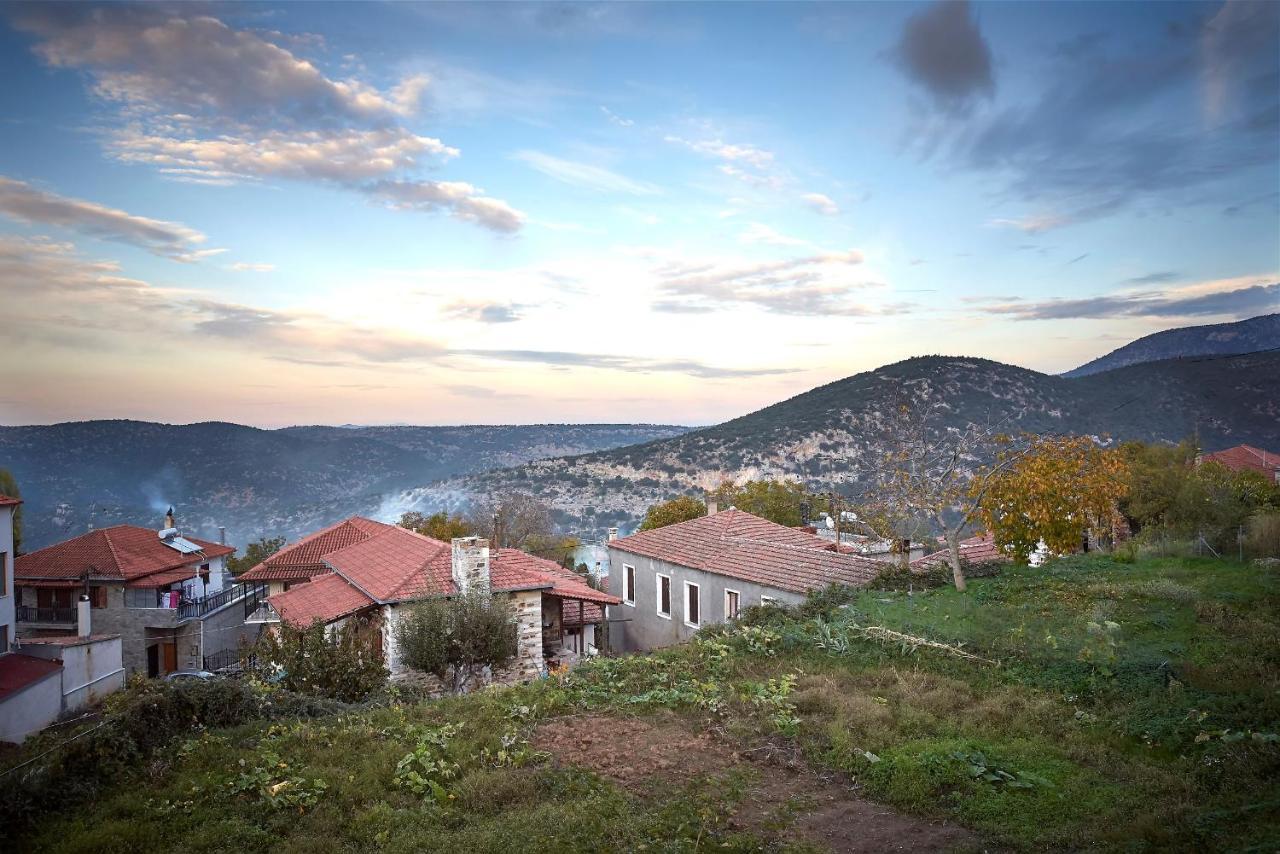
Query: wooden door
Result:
<box><xmin>162</xmin><ymin>642</ymin><xmax>178</xmax><ymax>674</ymax></box>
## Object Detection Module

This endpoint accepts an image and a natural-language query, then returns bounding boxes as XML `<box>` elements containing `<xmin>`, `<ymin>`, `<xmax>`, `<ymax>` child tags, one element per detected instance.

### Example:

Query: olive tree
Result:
<box><xmin>393</xmin><ymin>593</ymin><xmax>519</xmax><ymax>694</ymax></box>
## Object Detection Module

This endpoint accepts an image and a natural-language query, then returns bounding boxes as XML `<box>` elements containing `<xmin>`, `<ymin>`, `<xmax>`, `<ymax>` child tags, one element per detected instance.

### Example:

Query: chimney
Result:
<box><xmin>706</xmin><ymin>494</ymin><xmax>719</xmax><ymax>516</ymax></box>
<box><xmin>607</xmin><ymin>527</ymin><xmax>618</xmax><ymax>542</ymax></box>
<box><xmin>77</xmin><ymin>594</ymin><xmax>91</xmax><ymax>638</ymax></box>
<box><xmin>219</xmin><ymin>526</ymin><xmax>227</xmax><ymax>545</ymax></box>
<box><xmin>451</xmin><ymin>536</ymin><xmax>491</xmax><ymax>596</ymax></box>
<box><xmin>164</xmin><ymin>506</ymin><xmax>176</xmax><ymax>530</ymax></box>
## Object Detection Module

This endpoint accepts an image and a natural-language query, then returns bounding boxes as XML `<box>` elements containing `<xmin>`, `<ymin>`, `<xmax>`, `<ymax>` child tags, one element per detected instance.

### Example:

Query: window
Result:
<box><xmin>0</xmin><ymin>626</ymin><xmax>7</xmax><ymax>654</ymax></box>
<box><xmin>760</xmin><ymin>595</ymin><xmax>778</xmax><ymax>607</ymax></box>
<box><xmin>622</xmin><ymin>564</ymin><xmax>635</xmax><ymax>606</ymax></box>
<box><xmin>90</xmin><ymin>586</ymin><xmax>108</xmax><ymax>609</ymax></box>
<box><xmin>684</xmin><ymin>581</ymin><xmax>700</xmax><ymax>628</ymax></box>
<box><xmin>0</xmin><ymin>551</ymin><xmax>6</xmax><ymax>596</ymax></box>
<box><xmin>724</xmin><ymin>589</ymin><xmax>740</xmax><ymax>620</ymax></box>
<box><xmin>656</xmin><ymin>574</ymin><xmax>671</xmax><ymax>618</ymax></box>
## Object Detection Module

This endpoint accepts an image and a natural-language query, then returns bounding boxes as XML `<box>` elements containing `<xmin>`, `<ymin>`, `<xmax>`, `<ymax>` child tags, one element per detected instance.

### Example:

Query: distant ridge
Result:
<box><xmin>1064</xmin><ymin>314</ymin><xmax>1280</xmax><ymax>377</ymax></box>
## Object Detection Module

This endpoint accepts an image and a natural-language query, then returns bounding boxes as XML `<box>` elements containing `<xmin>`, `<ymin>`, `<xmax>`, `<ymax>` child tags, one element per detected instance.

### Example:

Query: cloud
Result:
<box><xmin>457</xmin><ymin>348</ymin><xmax>797</xmax><ymax>379</ymax></box>
<box><xmin>600</xmin><ymin>106</ymin><xmax>634</xmax><ymax>127</ymax></box>
<box><xmin>367</xmin><ymin>181</ymin><xmax>526</xmax><ymax>233</ymax></box>
<box><xmin>514</xmin><ymin>151</ymin><xmax>660</xmax><ymax>195</ymax></box>
<box><xmin>738</xmin><ymin>223</ymin><xmax>809</xmax><ymax>247</ymax></box>
<box><xmin>653</xmin><ymin>249</ymin><xmax>892</xmax><ymax>317</ymax></box>
<box><xmin>441</xmin><ymin>300</ymin><xmax>526</xmax><ymax>323</ymax></box>
<box><xmin>0</xmin><ymin>176</ymin><xmax>218</xmax><ymax>261</ymax></box>
<box><xmin>800</xmin><ymin>192</ymin><xmax>840</xmax><ymax>216</ymax></box>
<box><xmin>892</xmin><ymin>0</ymin><xmax>994</xmax><ymax>112</ymax></box>
<box><xmin>989</xmin><ymin>213</ymin><xmax>1071</xmax><ymax>234</ymax></box>
<box><xmin>229</xmin><ymin>262</ymin><xmax>275</xmax><ymax>272</ymax></box>
<box><xmin>12</xmin><ymin>6</ymin><xmax>427</xmax><ymax>124</ymax></box>
<box><xmin>664</xmin><ymin>136</ymin><xmax>775</xmax><ymax>169</ymax></box>
<box><xmin>1123</xmin><ymin>271</ymin><xmax>1179</xmax><ymax>285</ymax></box>
<box><xmin>983</xmin><ymin>282</ymin><xmax>1279</xmax><ymax>320</ymax></box>
<box><xmin>14</xmin><ymin>7</ymin><xmax>522</xmax><ymax>234</ymax></box>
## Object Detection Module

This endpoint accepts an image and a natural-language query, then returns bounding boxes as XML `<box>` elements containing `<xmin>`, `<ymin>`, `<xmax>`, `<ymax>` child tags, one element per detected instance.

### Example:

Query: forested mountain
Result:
<box><xmin>397</xmin><ymin>351</ymin><xmax>1280</xmax><ymax>537</ymax></box>
<box><xmin>1064</xmin><ymin>313</ymin><xmax>1279</xmax><ymax>377</ymax></box>
<box><xmin>0</xmin><ymin>422</ymin><xmax>687</xmax><ymax>550</ymax></box>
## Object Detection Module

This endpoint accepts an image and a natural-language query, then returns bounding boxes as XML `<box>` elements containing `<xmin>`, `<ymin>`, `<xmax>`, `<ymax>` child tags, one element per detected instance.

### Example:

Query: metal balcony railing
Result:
<box><xmin>177</xmin><ymin>582</ymin><xmax>268</xmax><ymax>620</ymax></box>
<box><xmin>16</xmin><ymin>605</ymin><xmax>78</xmax><ymax>624</ymax></box>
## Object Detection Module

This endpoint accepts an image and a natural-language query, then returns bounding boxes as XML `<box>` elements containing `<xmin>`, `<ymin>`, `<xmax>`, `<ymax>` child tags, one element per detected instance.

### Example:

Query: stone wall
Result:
<box><xmin>450</xmin><ymin>537</ymin><xmax>491</xmax><ymax>595</ymax></box>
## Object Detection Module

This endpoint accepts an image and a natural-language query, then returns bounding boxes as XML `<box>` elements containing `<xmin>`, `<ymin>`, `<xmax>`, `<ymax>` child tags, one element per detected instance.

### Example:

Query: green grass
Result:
<box><xmin>13</xmin><ymin>555</ymin><xmax>1280</xmax><ymax>853</ymax></box>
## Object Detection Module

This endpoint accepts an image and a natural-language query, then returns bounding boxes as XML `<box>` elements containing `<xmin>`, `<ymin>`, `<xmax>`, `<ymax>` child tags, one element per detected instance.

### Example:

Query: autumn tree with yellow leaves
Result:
<box><xmin>977</xmin><ymin>435</ymin><xmax>1130</xmax><ymax>563</ymax></box>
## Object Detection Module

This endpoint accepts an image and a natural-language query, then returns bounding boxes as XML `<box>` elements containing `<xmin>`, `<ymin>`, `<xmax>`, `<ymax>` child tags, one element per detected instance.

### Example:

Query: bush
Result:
<box><xmin>394</xmin><ymin>592</ymin><xmax>519</xmax><ymax>693</ymax></box>
<box><xmin>1244</xmin><ymin>512</ymin><xmax>1280</xmax><ymax>559</ymax></box>
<box><xmin>251</xmin><ymin>614</ymin><xmax>389</xmax><ymax>703</ymax></box>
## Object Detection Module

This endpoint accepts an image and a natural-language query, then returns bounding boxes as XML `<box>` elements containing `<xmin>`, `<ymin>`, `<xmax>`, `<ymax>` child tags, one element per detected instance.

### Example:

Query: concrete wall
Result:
<box><xmin>0</xmin><ymin>505</ymin><xmax>13</xmax><ymax>652</ymax></box>
<box><xmin>23</xmin><ymin>637</ymin><xmax>126</xmax><ymax>712</ymax></box>
<box><xmin>0</xmin><ymin>667</ymin><xmax>62</xmax><ymax>743</ymax></box>
<box><xmin>607</xmin><ymin>547</ymin><xmax>805</xmax><ymax>652</ymax></box>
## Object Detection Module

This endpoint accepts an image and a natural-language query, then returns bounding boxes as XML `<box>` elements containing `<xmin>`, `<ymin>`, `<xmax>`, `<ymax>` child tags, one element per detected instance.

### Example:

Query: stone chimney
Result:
<box><xmin>706</xmin><ymin>495</ymin><xmax>719</xmax><ymax>516</ymax></box>
<box><xmin>77</xmin><ymin>594</ymin><xmax>91</xmax><ymax>638</ymax></box>
<box><xmin>607</xmin><ymin>527</ymin><xmax>618</xmax><ymax>542</ymax></box>
<box><xmin>451</xmin><ymin>536</ymin><xmax>491</xmax><ymax>596</ymax></box>
<box><xmin>164</xmin><ymin>506</ymin><xmax>176</xmax><ymax>530</ymax></box>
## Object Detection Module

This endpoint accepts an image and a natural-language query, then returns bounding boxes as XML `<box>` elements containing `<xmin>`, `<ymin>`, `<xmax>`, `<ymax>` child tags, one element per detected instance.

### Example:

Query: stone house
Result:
<box><xmin>0</xmin><ymin>494</ymin><xmax>124</xmax><ymax>742</ymax></box>
<box><xmin>607</xmin><ymin>508</ymin><xmax>885</xmax><ymax>652</ymax></box>
<box><xmin>14</xmin><ymin>511</ymin><xmax>264</xmax><ymax>676</ymax></box>
<box><xmin>251</xmin><ymin>519</ymin><xmax>619</xmax><ymax>691</ymax></box>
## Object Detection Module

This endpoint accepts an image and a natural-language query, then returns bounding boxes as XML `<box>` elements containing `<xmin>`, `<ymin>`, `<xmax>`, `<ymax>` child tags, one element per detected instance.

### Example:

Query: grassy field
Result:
<box><xmin>12</xmin><ymin>555</ymin><xmax>1279</xmax><ymax>853</ymax></box>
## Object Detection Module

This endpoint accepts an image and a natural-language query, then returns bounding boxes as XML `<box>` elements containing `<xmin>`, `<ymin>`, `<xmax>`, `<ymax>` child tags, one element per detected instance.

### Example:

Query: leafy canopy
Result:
<box><xmin>393</xmin><ymin>592</ymin><xmax>519</xmax><ymax>694</ymax></box>
<box><xmin>639</xmin><ymin>495</ymin><xmax>706</xmax><ymax>531</ymax></box>
<box><xmin>398</xmin><ymin>511</ymin><xmax>473</xmax><ymax>541</ymax></box>
<box><xmin>227</xmin><ymin>535</ymin><xmax>285</xmax><ymax>576</ymax></box>
<box><xmin>251</xmin><ymin>615</ymin><xmax>388</xmax><ymax>703</ymax></box>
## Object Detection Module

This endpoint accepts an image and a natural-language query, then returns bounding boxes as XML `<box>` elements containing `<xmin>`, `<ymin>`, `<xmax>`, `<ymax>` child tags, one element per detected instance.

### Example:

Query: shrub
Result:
<box><xmin>1244</xmin><ymin>512</ymin><xmax>1280</xmax><ymax>559</ymax></box>
<box><xmin>394</xmin><ymin>592</ymin><xmax>519</xmax><ymax>693</ymax></box>
<box><xmin>251</xmin><ymin>613</ymin><xmax>389</xmax><ymax>703</ymax></box>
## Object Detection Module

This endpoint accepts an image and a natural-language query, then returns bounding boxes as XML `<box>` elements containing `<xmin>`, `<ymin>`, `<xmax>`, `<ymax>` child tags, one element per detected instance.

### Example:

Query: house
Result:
<box><xmin>14</xmin><ymin>509</ymin><xmax>265</xmax><ymax>677</ymax></box>
<box><xmin>0</xmin><ymin>494</ymin><xmax>124</xmax><ymax>742</ymax></box>
<box><xmin>236</xmin><ymin>516</ymin><xmax>393</xmax><ymax>596</ymax></box>
<box><xmin>1198</xmin><ymin>444</ymin><xmax>1280</xmax><ymax>484</ymax></box>
<box><xmin>607</xmin><ymin>508</ymin><xmax>885</xmax><ymax>651</ymax></box>
<box><xmin>910</xmin><ymin>534</ymin><xmax>1012</xmax><ymax>574</ymax></box>
<box><xmin>251</xmin><ymin>519</ymin><xmax>619</xmax><ymax>691</ymax></box>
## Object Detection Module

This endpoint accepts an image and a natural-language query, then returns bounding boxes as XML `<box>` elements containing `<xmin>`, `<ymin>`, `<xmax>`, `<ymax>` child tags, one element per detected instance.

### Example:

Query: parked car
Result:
<box><xmin>163</xmin><ymin>670</ymin><xmax>217</xmax><ymax>682</ymax></box>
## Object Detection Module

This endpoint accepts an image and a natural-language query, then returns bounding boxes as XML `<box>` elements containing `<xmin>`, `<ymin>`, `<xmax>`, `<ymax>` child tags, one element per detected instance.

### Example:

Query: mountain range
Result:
<box><xmin>3</xmin><ymin>315</ymin><xmax>1277</xmax><ymax>551</ymax></box>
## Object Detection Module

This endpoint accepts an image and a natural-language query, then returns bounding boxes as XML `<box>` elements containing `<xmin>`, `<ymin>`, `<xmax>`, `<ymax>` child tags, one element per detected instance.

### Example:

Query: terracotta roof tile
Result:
<box><xmin>911</xmin><ymin>534</ymin><xmax>1011</xmax><ymax>571</ymax></box>
<box><xmin>238</xmin><ymin>516</ymin><xmax>393</xmax><ymax>582</ymax></box>
<box><xmin>609</xmin><ymin>509</ymin><xmax>884</xmax><ymax>594</ymax></box>
<box><xmin>271</xmin><ymin>571</ymin><xmax>375</xmax><ymax>628</ymax></box>
<box><xmin>0</xmin><ymin>494</ymin><xmax>22</xmax><ymax>507</ymax></box>
<box><xmin>16</xmin><ymin>526</ymin><xmax>233</xmax><ymax>584</ymax></box>
<box><xmin>0</xmin><ymin>654</ymin><xmax>63</xmax><ymax>701</ymax></box>
<box><xmin>1201</xmin><ymin>444</ymin><xmax>1280</xmax><ymax>478</ymax></box>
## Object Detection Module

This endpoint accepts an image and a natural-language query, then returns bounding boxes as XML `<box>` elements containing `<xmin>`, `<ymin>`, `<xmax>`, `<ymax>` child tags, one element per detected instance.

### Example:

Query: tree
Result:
<box><xmin>858</xmin><ymin>400</ymin><xmax>1029</xmax><ymax>592</ymax></box>
<box><xmin>251</xmin><ymin>614</ymin><xmax>388</xmax><ymax>702</ymax></box>
<box><xmin>393</xmin><ymin>592</ymin><xmax>519</xmax><ymax>694</ymax></box>
<box><xmin>639</xmin><ymin>495</ymin><xmax>706</xmax><ymax>531</ymax></box>
<box><xmin>398</xmin><ymin>511</ymin><xmax>473</xmax><ymax>541</ymax></box>
<box><xmin>977</xmin><ymin>435</ymin><xmax>1130</xmax><ymax>563</ymax></box>
<box><xmin>0</xmin><ymin>468</ymin><xmax>22</xmax><ymax>553</ymax></box>
<box><xmin>711</xmin><ymin>480</ymin><xmax>810</xmax><ymax>526</ymax></box>
<box><xmin>467</xmin><ymin>493</ymin><xmax>578</xmax><ymax>565</ymax></box>
<box><xmin>227</xmin><ymin>535</ymin><xmax>286</xmax><ymax>576</ymax></box>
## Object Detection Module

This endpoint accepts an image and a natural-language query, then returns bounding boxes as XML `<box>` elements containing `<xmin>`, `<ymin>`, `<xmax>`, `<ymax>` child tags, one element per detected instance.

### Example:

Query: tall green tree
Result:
<box><xmin>639</xmin><ymin>495</ymin><xmax>706</xmax><ymax>531</ymax></box>
<box><xmin>0</xmin><ymin>468</ymin><xmax>22</xmax><ymax>553</ymax></box>
<box><xmin>712</xmin><ymin>480</ymin><xmax>810</xmax><ymax>527</ymax></box>
<box><xmin>227</xmin><ymin>535</ymin><xmax>286</xmax><ymax>575</ymax></box>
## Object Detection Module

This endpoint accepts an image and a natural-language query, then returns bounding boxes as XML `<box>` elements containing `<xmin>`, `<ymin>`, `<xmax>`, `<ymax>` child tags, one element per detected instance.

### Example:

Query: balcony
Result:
<box><xmin>16</xmin><ymin>605</ymin><xmax>78</xmax><ymax>627</ymax></box>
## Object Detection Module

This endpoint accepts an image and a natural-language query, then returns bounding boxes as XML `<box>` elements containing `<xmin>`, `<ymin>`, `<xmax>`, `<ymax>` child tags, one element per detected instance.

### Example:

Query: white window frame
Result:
<box><xmin>622</xmin><ymin>564</ymin><xmax>635</xmax><ymax>606</ymax></box>
<box><xmin>684</xmin><ymin>581</ymin><xmax>701</xmax><ymax>628</ymax></box>
<box><xmin>724</xmin><ymin>588</ymin><xmax>741</xmax><ymax>621</ymax></box>
<box><xmin>655</xmin><ymin>573</ymin><xmax>672</xmax><ymax>619</ymax></box>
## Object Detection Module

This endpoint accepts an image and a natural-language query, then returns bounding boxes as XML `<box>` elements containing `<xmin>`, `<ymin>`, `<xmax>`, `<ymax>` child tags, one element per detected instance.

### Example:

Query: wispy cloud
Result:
<box><xmin>0</xmin><ymin>176</ymin><xmax>220</xmax><ymax>262</ymax></box>
<box><xmin>229</xmin><ymin>262</ymin><xmax>275</xmax><ymax>272</ymax></box>
<box><xmin>800</xmin><ymin>192</ymin><xmax>840</xmax><ymax>216</ymax></box>
<box><xmin>514</xmin><ymin>151</ymin><xmax>660</xmax><ymax>195</ymax></box>
<box><xmin>981</xmin><ymin>280</ymin><xmax>1279</xmax><ymax>320</ymax></box>
<box><xmin>738</xmin><ymin>223</ymin><xmax>810</xmax><ymax>247</ymax></box>
<box><xmin>368</xmin><ymin>181</ymin><xmax>525</xmax><ymax>233</ymax></box>
<box><xmin>441</xmin><ymin>300</ymin><xmax>527</xmax><ymax>324</ymax></box>
<box><xmin>600</xmin><ymin>106</ymin><xmax>634</xmax><ymax>127</ymax></box>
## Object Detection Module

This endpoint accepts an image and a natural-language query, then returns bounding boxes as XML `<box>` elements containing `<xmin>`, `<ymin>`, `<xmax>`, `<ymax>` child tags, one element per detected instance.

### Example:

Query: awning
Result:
<box><xmin>125</xmin><ymin>567</ymin><xmax>199</xmax><ymax>588</ymax></box>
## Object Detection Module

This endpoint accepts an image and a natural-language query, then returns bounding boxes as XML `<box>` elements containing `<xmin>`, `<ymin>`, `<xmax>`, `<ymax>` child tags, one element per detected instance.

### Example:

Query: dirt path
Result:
<box><xmin>533</xmin><ymin>713</ymin><xmax>983</xmax><ymax>853</ymax></box>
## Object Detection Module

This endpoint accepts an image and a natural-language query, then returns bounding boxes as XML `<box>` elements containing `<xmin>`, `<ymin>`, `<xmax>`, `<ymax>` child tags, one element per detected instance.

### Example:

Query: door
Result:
<box><xmin>147</xmin><ymin>644</ymin><xmax>160</xmax><ymax>678</ymax></box>
<box><xmin>162</xmin><ymin>642</ymin><xmax>178</xmax><ymax>674</ymax></box>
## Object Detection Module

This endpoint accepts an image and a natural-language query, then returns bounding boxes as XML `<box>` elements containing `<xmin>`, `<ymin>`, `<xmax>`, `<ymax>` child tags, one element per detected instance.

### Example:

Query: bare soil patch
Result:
<box><xmin>533</xmin><ymin>713</ymin><xmax>983</xmax><ymax>853</ymax></box>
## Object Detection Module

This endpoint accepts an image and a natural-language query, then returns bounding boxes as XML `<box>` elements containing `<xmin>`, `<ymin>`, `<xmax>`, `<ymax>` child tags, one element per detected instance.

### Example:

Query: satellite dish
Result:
<box><xmin>824</xmin><ymin>516</ymin><xmax>835</xmax><ymax>529</ymax></box>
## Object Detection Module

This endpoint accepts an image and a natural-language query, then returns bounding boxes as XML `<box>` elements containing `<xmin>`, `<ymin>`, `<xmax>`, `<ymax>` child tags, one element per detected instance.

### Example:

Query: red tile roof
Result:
<box><xmin>266</xmin><ymin>519</ymin><xmax>618</xmax><ymax>628</ymax></box>
<box><xmin>0</xmin><ymin>494</ymin><xmax>22</xmax><ymax>507</ymax></box>
<box><xmin>15</xmin><ymin>526</ymin><xmax>233</xmax><ymax>585</ymax></box>
<box><xmin>609</xmin><ymin>509</ymin><xmax>885</xmax><ymax>594</ymax></box>
<box><xmin>19</xmin><ymin>634</ymin><xmax>120</xmax><ymax>647</ymax></box>
<box><xmin>0</xmin><ymin>653</ymin><xmax>63</xmax><ymax>702</ymax></box>
<box><xmin>911</xmin><ymin>534</ymin><xmax>1011</xmax><ymax>571</ymax></box>
<box><xmin>270</xmin><ymin>571</ymin><xmax>376</xmax><ymax>628</ymax></box>
<box><xmin>238</xmin><ymin>516</ymin><xmax>392</xmax><ymax>583</ymax></box>
<box><xmin>1200</xmin><ymin>445</ymin><xmax>1280</xmax><ymax>479</ymax></box>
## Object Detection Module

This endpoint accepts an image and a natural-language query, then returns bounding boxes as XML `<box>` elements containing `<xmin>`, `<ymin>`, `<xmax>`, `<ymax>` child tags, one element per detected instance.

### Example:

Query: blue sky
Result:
<box><xmin>0</xmin><ymin>1</ymin><xmax>1275</xmax><ymax>427</ymax></box>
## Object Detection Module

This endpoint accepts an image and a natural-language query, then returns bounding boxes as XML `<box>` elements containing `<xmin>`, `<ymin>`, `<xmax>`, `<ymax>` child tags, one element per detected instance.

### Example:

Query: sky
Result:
<box><xmin>0</xmin><ymin>0</ymin><xmax>1276</xmax><ymax>428</ymax></box>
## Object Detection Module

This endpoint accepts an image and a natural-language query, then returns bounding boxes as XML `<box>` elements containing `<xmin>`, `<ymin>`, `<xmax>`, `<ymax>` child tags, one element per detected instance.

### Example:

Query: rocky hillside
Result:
<box><xmin>0</xmin><ymin>422</ymin><xmax>687</xmax><ymax>550</ymax></box>
<box><xmin>398</xmin><ymin>351</ymin><xmax>1280</xmax><ymax>536</ymax></box>
<box><xmin>1064</xmin><ymin>313</ymin><xmax>1279</xmax><ymax>377</ymax></box>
